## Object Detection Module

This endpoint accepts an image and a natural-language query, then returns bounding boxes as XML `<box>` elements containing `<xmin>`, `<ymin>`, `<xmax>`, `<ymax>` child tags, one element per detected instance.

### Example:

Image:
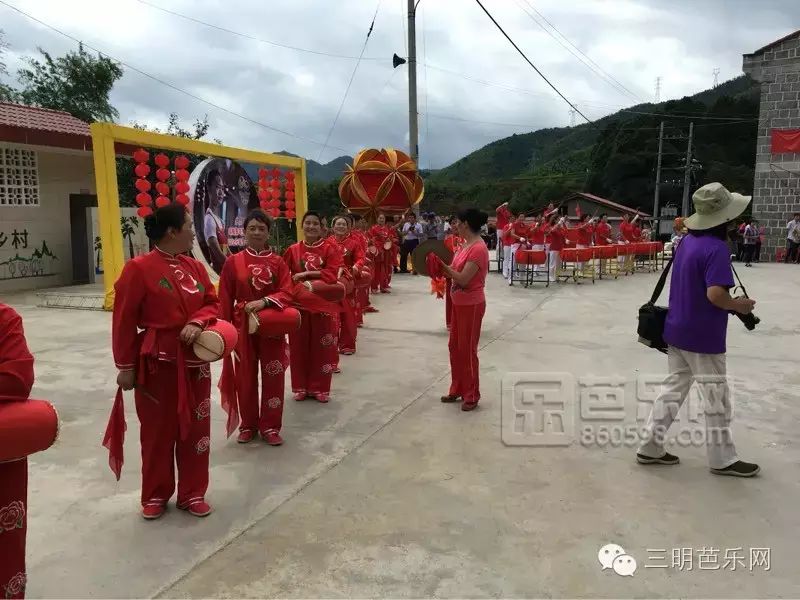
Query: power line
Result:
<box><xmin>0</xmin><ymin>0</ymin><xmax>350</xmax><ymax>153</ymax></box>
<box><xmin>134</xmin><ymin>0</ymin><xmax>384</xmax><ymax>61</ymax></box>
<box><xmin>316</xmin><ymin>0</ymin><xmax>382</xmax><ymax>161</ymax></box>
<box><xmin>514</xmin><ymin>0</ymin><xmax>639</xmax><ymax>102</ymax></box>
<box><xmin>473</xmin><ymin>0</ymin><xmax>593</xmax><ymax>124</ymax></box>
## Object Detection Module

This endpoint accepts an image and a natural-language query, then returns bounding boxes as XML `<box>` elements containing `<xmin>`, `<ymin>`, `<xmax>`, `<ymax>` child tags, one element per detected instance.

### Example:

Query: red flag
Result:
<box><xmin>771</xmin><ymin>128</ymin><xmax>800</xmax><ymax>153</ymax></box>
<box><xmin>102</xmin><ymin>387</ymin><xmax>126</xmax><ymax>481</ymax></box>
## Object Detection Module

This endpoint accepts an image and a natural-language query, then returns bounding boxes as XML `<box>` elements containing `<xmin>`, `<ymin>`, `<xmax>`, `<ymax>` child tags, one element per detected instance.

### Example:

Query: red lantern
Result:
<box><xmin>176</xmin><ymin>193</ymin><xmax>189</xmax><ymax>205</ymax></box>
<box><xmin>286</xmin><ymin>170</ymin><xmax>295</xmax><ymax>179</ymax></box>
<box><xmin>285</xmin><ymin>209</ymin><xmax>296</xmax><ymax>219</ymax></box>
<box><xmin>134</xmin><ymin>163</ymin><xmax>151</xmax><ymax>178</ymax></box>
<box><xmin>259</xmin><ymin>200</ymin><xmax>270</xmax><ymax>211</ymax></box>
<box><xmin>175</xmin><ymin>181</ymin><xmax>190</xmax><ymax>194</ymax></box>
<box><xmin>271</xmin><ymin>168</ymin><xmax>280</xmax><ymax>178</ymax></box>
<box><xmin>285</xmin><ymin>180</ymin><xmax>295</xmax><ymax>191</ymax></box>
<box><xmin>258</xmin><ymin>168</ymin><xmax>268</xmax><ymax>178</ymax></box>
<box><xmin>271</xmin><ymin>189</ymin><xmax>281</xmax><ymax>200</ymax></box>
<box><xmin>155</xmin><ymin>195</ymin><xmax>170</xmax><ymax>208</ymax></box>
<box><xmin>136</xmin><ymin>192</ymin><xmax>152</xmax><ymax>206</ymax></box>
<box><xmin>155</xmin><ymin>181</ymin><xmax>170</xmax><ymax>196</ymax></box>
<box><xmin>156</xmin><ymin>168</ymin><xmax>170</xmax><ymax>182</ymax></box>
<box><xmin>268</xmin><ymin>178</ymin><xmax>278</xmax><ymax>189</ymax></box>
<box><xmin>270</xmin><ymin>207</ymin><xmax>280</xmax><ymax>218</ymax></box>
<box><xmin>133</xmin><ymin>148</ymin><xmax>149</xmax><ymax>163</ymax></box>
<box><xmin>154</xmin><ymin>153</ymin><xmax>170</xmax><ymax>168</ymax></box>
<box><xmin>174</xmin><ymin>155</ymin><xmax>189</xmax><ymax>169</ymax></box>
<box><xmin>257</xmin><ymin>189</ymin><xmax>268</xmax><ymax>202</ymax></box>
<box><xmin>175</xmin><ymin>169</ymin><xmax>190</xmax><ymax>182</ymax></box>
<box><xmin>137</xmin><ymin>206</ymin><xmax>153</xmax><ymax>218</ymax></box>
<box><xmin>135</xmin><ymin>178</ymin><xmax>151</xmax><ymax>193</ymax></box>
<box><xmin>285</xmin><ymin>200</ymin><xmax>295</xmax><ymax>210</ymax></box>
<box><xmin>285</xmin><ymin>190</ymin><xmax>295</xmax><ymax>201</ymax></box>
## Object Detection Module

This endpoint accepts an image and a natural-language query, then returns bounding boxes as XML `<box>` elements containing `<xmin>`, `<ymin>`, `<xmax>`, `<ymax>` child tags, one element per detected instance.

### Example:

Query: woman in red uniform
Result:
<box><xmin>442</xmin><ymin>217</ymin><xmax>465</xmax><ymax>330</ymax></box>
<box><xmin>331</xmin><ymin>216</ymin><xmax>366</xmax><ymax>355</ymax></box>
<box><xmin>545</xmin><ymin>213</ymin><xmax>567</xmax><ymax>281</ymax></box>
<box><xmin>218</xmin><ymin>210</ymin><xmax>294</xmax><ymax>446</ymax></box>
<box><xmin>368</xmin><ymin>214</ymin><xmax>392</xmax><ymax>294</ymax></box>
<box><xmin>113</xmin><ymin>202</ymin><xmax>220</xmax><ymax>519</ymax></box>
<box><xmin>439</xmin><ymin>208</ymin><xmax>490</xmax><ymax>412</ymax></box>
<box><xmin>283</xmin><ymin>211</ymin><xmax>344</xmax><ymax>403</ymax></box>
<box><xmin>0</xmin><ymin>303</ymin><xmax>35</xmax><ymax>599</ymax></box>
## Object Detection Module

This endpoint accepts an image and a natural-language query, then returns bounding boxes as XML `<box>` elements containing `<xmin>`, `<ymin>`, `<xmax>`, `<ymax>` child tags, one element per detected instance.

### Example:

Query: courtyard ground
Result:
<box><xmin>6</xmin><ymin>260</ymin><xmax>800</xmax><ymax>598</ymax></box>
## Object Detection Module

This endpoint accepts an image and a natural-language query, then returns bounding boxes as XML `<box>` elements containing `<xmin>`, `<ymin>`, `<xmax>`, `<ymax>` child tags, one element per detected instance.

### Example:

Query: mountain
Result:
<box><xmin>274</xmin><ymin>151</ymin><xmax>353</xmax><ymax>182</ymax></box>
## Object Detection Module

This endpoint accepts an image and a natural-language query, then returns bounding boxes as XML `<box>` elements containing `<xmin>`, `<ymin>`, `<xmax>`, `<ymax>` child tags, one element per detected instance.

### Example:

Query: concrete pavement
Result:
<box><xmin>6</xmin><ymin>260</ymin><xmax>800</xmax><ymax>598</ymax></box>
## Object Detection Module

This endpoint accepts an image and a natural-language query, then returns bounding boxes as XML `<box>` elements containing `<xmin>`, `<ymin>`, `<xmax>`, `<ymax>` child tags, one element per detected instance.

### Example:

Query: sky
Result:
<box><xmin>0</xmin><ymin>0</ymin><xmax>797</xmax><ymax>169</ymax></box>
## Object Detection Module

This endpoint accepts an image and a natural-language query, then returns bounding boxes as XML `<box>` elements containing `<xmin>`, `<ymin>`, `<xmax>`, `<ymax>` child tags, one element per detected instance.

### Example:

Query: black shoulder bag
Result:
<box><xmin>637</xmin><ymin>254</ymin><xmax>674</xmax><ymax>353</ymax></box>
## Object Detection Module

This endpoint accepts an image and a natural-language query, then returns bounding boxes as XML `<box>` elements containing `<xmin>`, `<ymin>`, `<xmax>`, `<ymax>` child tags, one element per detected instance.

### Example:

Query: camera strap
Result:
<box><xmin>649</xmin><ymin>252</ymin><xmax>675</xmax><ymax>305</ymax></box>
<box><xmin>729</xmin><ymin>263</ymin><xmax>750</xmax><ymax>298</ymax></box>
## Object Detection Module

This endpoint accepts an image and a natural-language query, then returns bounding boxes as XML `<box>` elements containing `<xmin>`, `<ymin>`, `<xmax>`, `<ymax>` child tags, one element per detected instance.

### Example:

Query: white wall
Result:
<box><xmin>0</xmin><ymin>144</ymin><xmax>95</xmax><ymax>295</ymax></box>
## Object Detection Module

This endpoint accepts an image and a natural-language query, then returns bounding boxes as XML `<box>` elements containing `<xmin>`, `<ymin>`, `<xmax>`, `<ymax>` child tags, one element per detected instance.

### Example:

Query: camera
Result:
<box><xmin>735</xmin><ymin>310</ymin><xmax>760</xmax><ymax>331</ymax></box>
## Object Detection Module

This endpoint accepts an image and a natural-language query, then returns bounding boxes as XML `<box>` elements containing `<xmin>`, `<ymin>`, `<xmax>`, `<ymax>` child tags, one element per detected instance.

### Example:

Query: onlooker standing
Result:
<box><xmin>400</xmin><ymin>213</ymin><xmax>423</xmax><ymax>274</ymax></box>
<box><xmin>636</xmin><ymin>182</ymin><xmax>760</xmax><ymax>477</ymax></box>
<box><xmin>755</xmin><ymin>220</ymin><xmax>765</xmax><ymax>263</ymax></box>
<box><xmin>743</xmin><ymin>218</ymin><xmax>758</xmax><ymax>267</ymax></box>
<box><xmin>786</xmin><ymin>212</ymin><xmax>800</xmax><ymax>263</ymax></box>
<box><xmin>424</xmin><ymin>213</ymin><xmax>439</xmax><ymax>242</ymax></box>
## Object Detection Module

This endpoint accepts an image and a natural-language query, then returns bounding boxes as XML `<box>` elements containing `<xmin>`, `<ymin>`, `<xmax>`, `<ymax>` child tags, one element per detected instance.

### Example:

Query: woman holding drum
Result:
<box><xmin>218</xmin><ymin>209</ymin><xmax>296</xmax><ymax>446</ymax></box>
<box><xmin>283</xmin><ymin>212</ymin><xmax>345</xmax><ymax>403</ymax></box>
<box><xmin>368</xmin><ymin>213</ymin><xmax>393</xmax><ymax>294</ymax></box>
<box><xmin>111</xmin><ymin>202</ymin><xmax>220</xmax><ymax>520</ymax></box>
<box><xmin>331</xmin><ymin>216</ymin><xmax>366</xmax><ymax>356</ymax></box>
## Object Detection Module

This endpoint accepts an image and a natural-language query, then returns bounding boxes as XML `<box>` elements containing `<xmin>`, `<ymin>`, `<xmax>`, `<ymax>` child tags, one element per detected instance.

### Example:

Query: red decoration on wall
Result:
<box><xmin>137</xmin><ymin>206</ymin><xmax>153</xmax><ymax>218</ymax></box>
<box><xmin>174</xmin><ymin>155</ymin><xmax>190</xmax><ymax>169</ymax></box>
<box><xmin>156</xmin><ymin>168</ymin><xmax>171</xmax><ymax>182</ymax></box>
<box><xmin>285</xmin><ymin>200</ymin><xmax>295</xmax><ymax>210</ymax></box>
<box><xmin>175</xmin><ymin>169</ymin><xmax>190</xmax><ymax>182</ymax></box>
<box><xmin>154</xmin><ymin>153</ymin><xmax>170</xmax><ymax>168</ymax></box>
<box><xmin>285</xmin><ymin>179</ymin><xmax>295</xmax><ymax>191</ymax></box>
<box><xmin>285</xmin><ymin>190</ymin><xmax>295</xmax><ymax>201</ymax></box>
<box><xmin>134</xmin><ymin>178</ymin><xmax>151</xmax><ymax>193</ymax></box>
<box><xmin>133</xmin><ymin>148</ymin><xmax>149</xmax><ymax>163</ymax></box>
<box><xmin>271</xmin><ymin>168</ymin><xmax>280</xmax><ymax>178</ymax></box>
<box><xmin>270</xmin><ymin>207</ymin><xmax>280</xmax><ymax>218</ymax></box>
<box><xmin>155</xmin><ymin>195</ymin><xmax>171</xmax><ymax>208</ymax></box>
<box><xmin>771</xmin><ymin>128</ymin><xmax>800</xmax><ymax>153</ymax></box>
<box><xmin>176</xmin><ymin>193</ymin><xmax>190</xmax><ymax>206</ymax></box>
<box><xmin>175</xmin><ymin>181</ymin><xmax>190</xmax><ymax>194</ymax></box>
<box><xmin>258</xmin><ymin>168</ymin><xmax>268</xmax><ymax>178</ymax></box>
<box><xmin>257</xmin><ymin>189</ymin><xmax>268</xmax><ymax>202</ymax></box>
<box><xmin>285</xmin><ymin>209</ymin><xmax>296</xmax><ymax>219</ymax></box>
<box><xmin>134</xmin><ymin>163</ymin><xmax>150</xmax><ymax>178</ymax></box>
<box><xmin>155</xmin><ymin>181</ymin><xmax>170</xmax><ymax>196</ymax></box>
<box><xmin>271</xmin><ymin>189</ymin><xmax>281</xmax><ymax>200</ymax></box>
<box><xmin>136</xmin><ymin>192</ymin><xmax>152</xmax><ymax>206</ymax></box>
<box><xmin>286</xmin><ymin>170</ymin><xmax>295</xmax><ymax>180</ymax></box>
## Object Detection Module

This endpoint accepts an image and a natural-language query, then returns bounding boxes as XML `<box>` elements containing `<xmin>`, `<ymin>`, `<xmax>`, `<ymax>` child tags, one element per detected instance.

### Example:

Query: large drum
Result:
<box><xmin>193</xmin><ymin>319</ymin><xmax>238</xmax><ymax>362</ymax></box>
<box><xmin>304</xmin><ymin>280</ymin><xmax>346</xmax><ymax>302</ymax></box>
<box><xmin>248</xmin><ymin>307</ymin><xmax>302</xmax><ymax>337</ymax></box>
<box><xmin>0</xmin><ymin>398</ymin><xmax>59</xmax><ymax>462</ymax></box>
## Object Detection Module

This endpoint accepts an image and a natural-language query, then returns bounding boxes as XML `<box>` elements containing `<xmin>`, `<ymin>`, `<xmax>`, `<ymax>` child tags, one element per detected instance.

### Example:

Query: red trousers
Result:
<box><xmin>371</xmin><ymin>254</ymin><xmax>391</xmax><ymax>292</ymax></box>
<box><xmin>339</xmin><ymin>294</ymin><xmax>358</xmax><ymax>354</ymax></box>
<box><xmin>0</xmin><ymin>459</ymin><xmax>27</xmax><ymax>599</ymax></box>
<box><xmin>289</xmin><ymin>312</ymin><xmax>337</xmax><ymax>395</ymax></box>
<box><xmin>237</xmin><ymin>335</ymin><xmax>287</xmax><ymax>434</ymax></box>
<box><xmin>135</xmin><ymin>362</ymin><xmax>211</xmax><ymax>507</ymax></box>
<box><xmin>448</xmin><ymin>302</ymin><xmax>486</xmax><ymax>404</ymax></box>
<box><xmin>445</xmin><ymin>282</ymin><xmax>453</xmax><ymax>329</ymax></box>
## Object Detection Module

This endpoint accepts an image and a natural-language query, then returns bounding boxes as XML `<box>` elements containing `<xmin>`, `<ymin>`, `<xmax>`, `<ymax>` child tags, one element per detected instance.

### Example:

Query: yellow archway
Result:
<box><xmin>90</xmin><ymin>123</ymin><xmax>308</xmax><ymax>310</ymax></box>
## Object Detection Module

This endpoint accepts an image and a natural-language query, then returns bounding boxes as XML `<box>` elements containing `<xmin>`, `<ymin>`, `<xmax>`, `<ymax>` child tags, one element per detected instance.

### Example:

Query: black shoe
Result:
<box><xmin>710</xmin><ymin>460</ymin><xmax>760</xmax><ymax>477</ymax></box>
<box><xmin>636</xmin><ymin>452</ymin><xmax>680</xmax><ymax>465</ymax></box>
<box><xmin>441</xmin><ymin>395</ymin><xmax>460</xmax><ymax>403</ymax></box>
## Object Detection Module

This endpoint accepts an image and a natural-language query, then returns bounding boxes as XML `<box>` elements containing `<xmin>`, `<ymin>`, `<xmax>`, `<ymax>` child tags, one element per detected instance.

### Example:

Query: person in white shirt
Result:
<box><xmin>400</xmin><ymin>213</ymin><xmax>423</xmax><ymax>273</ymax></box>
<box><xmin>786</xmin><ymin>212</ymin><xmax>800</xmax><ymax>263</ymax></box>
<box><xmin>203</xmin><ymin>170</ymin><xmax>229</xmax><ymax>272</ymax></box>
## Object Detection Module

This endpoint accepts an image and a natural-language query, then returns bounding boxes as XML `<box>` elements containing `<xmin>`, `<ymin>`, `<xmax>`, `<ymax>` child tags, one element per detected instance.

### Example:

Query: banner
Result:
<box><xmin>771</xmin><ymin>128</ymin><xmax>800</xmax><ymax>153</ymax></box>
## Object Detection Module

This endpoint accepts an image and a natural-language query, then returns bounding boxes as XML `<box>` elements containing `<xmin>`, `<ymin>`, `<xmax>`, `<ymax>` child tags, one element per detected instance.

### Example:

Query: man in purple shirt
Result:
<box><xmin>637</xmin><ymin>182</ymin><xmax>760</xmax><ymax>477</ymax></box>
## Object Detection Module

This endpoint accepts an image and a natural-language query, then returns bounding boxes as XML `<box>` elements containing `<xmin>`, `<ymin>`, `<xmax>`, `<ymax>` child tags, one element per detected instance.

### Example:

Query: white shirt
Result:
<box><xmin>402</xmin><ymin>222</ymin><xmax>423</xmax><ymax>240</ymax></box>
<box><xmin>204</xmin><ymin>209</ymin><xmax>223</xmax><ymax>241</ymax></box>
<box><xmin>787</xmin><ymin>219</ymin><xmax>800</xmax><ymax>241</ymax></box>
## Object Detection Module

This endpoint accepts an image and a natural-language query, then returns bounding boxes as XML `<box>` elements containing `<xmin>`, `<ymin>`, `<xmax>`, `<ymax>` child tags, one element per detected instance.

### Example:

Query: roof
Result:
<box><xmin>567</xmin><ymin>192</ymin><xmax>650</xmax><ymax>217</ymax></box>
<box><xmin>744</xmin><ymin>29</ymin><xmax>800</xmax><ymax>57</ymax></box>
<box><xmin>0</xmin><ymin>102</ymin><xmax>92</xmax><ymax>151</ymax></box>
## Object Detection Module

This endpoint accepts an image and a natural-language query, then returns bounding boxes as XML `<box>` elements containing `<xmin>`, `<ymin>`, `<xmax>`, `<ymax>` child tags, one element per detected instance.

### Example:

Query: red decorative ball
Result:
<box><xmin>271</xmin><ymin>189</ymin><xmax>281</xmax><ymax>200</ymax></box>
<box><xmin>175</xmin><ymin>169</ymin><xmax>190</xmax><ymax>182</ymax></box>
<box><xmin>154</xmin><ymin>153</ymin><xmax>170</xmax><ymax>168</ymax></box>
<box><xmin>285</xmin><ymin>209</ymin><xmax>296</xmax><ymax>219</ymax></box>
<box><xmin>135</xmin><ymin>178</ymin><xmax>151</xmax><ymax>193</ymax></box>
<box><xmin>285</xmin><ymin>200</ymin><xmax>295</xmax><ymax>209</ymax></box>
<box><xmin>155</xmin><ymin>181</ymin><xmax>170</xmax><ymax>196</ymax></box>
<box><xmin>155</xmin><ymin>195</ymin><xmax>171</xmax><ymax>208</ymax></box>
<box><xmin>175</xmin><ymin>181</ymin><xmax>190</xmax><ymax>194</ymax></box>
<box><xmin>268</xmin><ymin>198</ymin><xmax>279</xmax><ymax>209</ymax></box>
<box><xmin>271</xmin><ymin>168</ymin><xmax>280</xmax><ymax>178</ymax></box>
<box><xmin>137</xmin><ymin>206</ymin><xmax>153</xmax><ymax>218</ymax></box>
<box><xmin>257</xmin><ymin>189</ymin><xmax>268</xmax><ymax>202</ymax></box>
<box><xmin>258</xmin><ymin>168</ymin><xmax>268</xmax><ymax>178</ymax></box>
<box><xmin>259</xmin><ymin>200</ymin><xmax>270</xmax><ymax>211</ymax></box>
<box><xmin>285</xmin><ymin>190</ymin><xmax>295</xmax><ymax>201</ymax></box>
<box><xmin>285</xmin><ymin>180</ymin><xmax>295</xmax><ymax>191</ymax></box>
<box><xmin>134</xmin><ymin>163</ymin><xmax>151</xmax><ymax>178</ymax></box>
<box><xmin>136</xmin><ymin>192</ymin><xmax>152</xmax><ymax>206</ymax></box>
<box><xmin>270</xmin><ymin>178</ymin><xmax>280</xmax><ymax>189</ymax></box>
<box><xmin>174</xmin><ymin>155</ymin><xmax>190</xmax><ymax>169</ymax></box>
<box><xmin>286</xmin><ymin>171</ymin><xmax>295</xmax><ymax>179</ymax></box>
<box><xmin>133</xmin><ymin>148</ymin><xmax>149</xmax><ymax>163</ymax></box>
<box><xmin>176</xmin><ymin>193</ymin><xmax>190</xmax><ymax>205</ymax></box>
<box><xmin>270</xmin><ymin>207</ymin><xmax>280</xmax><ymax>218</ymax></box>
<box><xmin>156</xmin><ymin>168</ymin><xmax>171</xmax><ymax>182</ymax></box>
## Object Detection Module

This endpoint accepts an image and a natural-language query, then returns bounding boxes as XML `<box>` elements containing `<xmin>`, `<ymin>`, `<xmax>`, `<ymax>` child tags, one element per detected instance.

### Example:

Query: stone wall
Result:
<box><xmin>743</xmin><ymin>33</ymin><xmax>800</xmax><ymax>260</ymax></box>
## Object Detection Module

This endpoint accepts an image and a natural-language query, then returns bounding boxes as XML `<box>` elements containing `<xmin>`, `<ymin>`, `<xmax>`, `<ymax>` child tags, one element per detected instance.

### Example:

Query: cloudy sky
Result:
<box><xmin>1</xmin><ymin>0</ymin><xmax>797</xmax><ymax>168</ymax></box>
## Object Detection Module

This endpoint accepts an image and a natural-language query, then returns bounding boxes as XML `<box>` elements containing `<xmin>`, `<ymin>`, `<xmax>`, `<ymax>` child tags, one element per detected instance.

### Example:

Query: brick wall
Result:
<box><xmin>743</xmin><ymin>33</ymin><xmax>800</xmax><ymax>260</ymax></box>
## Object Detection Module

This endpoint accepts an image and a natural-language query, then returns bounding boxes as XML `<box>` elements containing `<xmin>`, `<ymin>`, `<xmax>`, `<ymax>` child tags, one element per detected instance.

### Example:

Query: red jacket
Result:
<box><xmin>594</xmin><ymin>222</ymin><xmax>613</xmax><ymax>245</ymax></box>
<box><xmin>528</xmin><ymin>224</ymin><xmax>546</xmax><ymax>245</ymax></box>
<box><xmin>283</xmin><ymin>239</ymin><xmax>343</xmax><ymax>284</ymax></box>
<box><xmin>547</xmin><ymin>226</ymin><xmax>567</xmax><ymax>251</ymax></box>
<box><xmin>496</xmin><ymin>204</ymin><xmax>512</xmax><ymax>230</ymax></box>
<box><xmin>0</xmin><ymin>303</ymin><xmax>34</xmax><ymax>398</ymax></box>
<box><xmin>333</xmin><ymin>233</ymin><xmax>367</xmax><ymax>271</ymax></box>
<box><xmin>574</xmin><ymin>223</ymin><xmax>594</xmax><ymax>246</ymax></box>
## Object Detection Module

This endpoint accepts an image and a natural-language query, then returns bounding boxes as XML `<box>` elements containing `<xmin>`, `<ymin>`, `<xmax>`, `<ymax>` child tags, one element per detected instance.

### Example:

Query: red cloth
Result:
<box><xmin>771</xmin><ymin>128</ymin><xmax>800</xmax><ymax>153</ymax></box>
<box><xmin>135</xmin><ymin>362</ymin><xmax>211</xmax><ymax>507</ymax></box>
<box><xmin>450</xmin><ymin>242</ymin><xmax>489</xmax><ymax>306</ymax></box>
<box><xmin>102</xmin><ymin>388</ymin><xmax>126</xmax><ymax>480</ymax></box>
<box><xmin>288</xmin><ymin>313</ymin><xmax>337</xmax><ymax>395</ymax></box>
<box><xmin>496</xmin><ymin>204</ymin><xmax>512</xmax><ymax>230</ymax></box>
<box><xmin>0</xmin><ymin>303</ymin><xmax>33</xmax><ymax>599</ymax></box>
<box><xmin>448</xmin><ymin>302</ymin><xmax>486</xmax><ymax>404</ymax></box>
<box><xmin>218</xmin><ymin>248</ymin><xmax>293</xmax><ymax>436</ymax></box>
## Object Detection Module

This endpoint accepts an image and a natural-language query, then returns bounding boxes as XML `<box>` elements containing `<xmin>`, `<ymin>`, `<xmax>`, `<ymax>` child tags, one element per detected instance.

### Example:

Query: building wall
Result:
<box><xmin>743</xmin><ymin>34</ymin><xmax>800</xmax><ymax>260</ymax></box>
<box><xmin>0</xmin><ymin>144</ymin><xmax>95</xmax><ymax>294</ymax></box>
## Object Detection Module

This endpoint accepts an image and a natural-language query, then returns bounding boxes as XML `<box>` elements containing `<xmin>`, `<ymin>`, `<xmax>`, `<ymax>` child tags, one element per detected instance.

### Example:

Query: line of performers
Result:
<box><xmin>106</xmin><ymin>202</ymin><xmax>406</xmax><ymax>521</ymax></box>
<box><xmin>495</xmin><ymin>202</ymin><xmax>649</xmax><ymax>282</ymax></box>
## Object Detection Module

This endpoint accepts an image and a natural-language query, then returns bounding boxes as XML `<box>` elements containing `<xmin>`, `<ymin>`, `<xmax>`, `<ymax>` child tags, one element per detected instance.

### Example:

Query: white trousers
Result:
<box><xmin>637</xmin><ymin>346</ymin><xmax>738</xmax><ymax>469</ymax></box>
<box><xmin>503</xmin><ymin>243</ymin><xmax>519</xmax><ymax>280</ymax></box>
<box><xmin>576</xmin><ymin>243</ymin><xmax>587</xmax><ymax>271</ymax></box>
<box><xmin>532</xmin><ymin>244</ymin><xmax>544</xmax><ymax>272</ymax></box>
<box><xmin>548</xmin><ymin>250</ymin><xmax>560</xmax><ymax>280</ymax></box>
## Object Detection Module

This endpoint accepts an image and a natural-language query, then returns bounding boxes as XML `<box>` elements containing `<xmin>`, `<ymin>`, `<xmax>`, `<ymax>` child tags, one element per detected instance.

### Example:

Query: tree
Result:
<box><xmin>120</xmin><ymin>216</ymin><xmax>138</xmax><ymax>259</ymax></box>
<box><xmin>0</xmin><ymin>30</ymin><xmax>16</xmax><ymax>101</ymax></box>
<box><xmin>16</xmin><ymin>43</ymin><xmax>122</xmax><ymax>122</ymax></box>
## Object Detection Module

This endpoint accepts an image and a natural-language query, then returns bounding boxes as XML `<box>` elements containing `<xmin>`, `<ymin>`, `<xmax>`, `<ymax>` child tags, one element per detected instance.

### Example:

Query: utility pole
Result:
<box><xmin>713</xmin><ymin>68</ymin><xmax>720</xmax><ymax>88</ymax></box>
<box><xmin>569</xmin><ymin>108</ymin><xmax>577</xmax><ymax>127</ymax></box>
<box><xmin>681</xmin><ymin>121</ymin><xmax>695</xmax><ymax>217</ymax></box>
<box><xmin>652</xmin><ymin>121</ymin><xmax>665</xmax><ymax>238</ymax></box>
<box><xmin>654</xmin><ymin>76</ymin><xmax>662</xmax><ymax>103</ymax></box>
<box><xmin>407</xmin><ymin>0</ymin><xmax>419</xmax><ymax>169</ymax></box>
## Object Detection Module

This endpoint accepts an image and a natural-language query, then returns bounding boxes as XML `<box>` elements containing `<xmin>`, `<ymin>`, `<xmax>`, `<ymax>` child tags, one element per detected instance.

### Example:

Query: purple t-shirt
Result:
<box><xmin>663</xmin><ymin>234</ymin><xmax>735</xmax><ymax>354</ymax></box>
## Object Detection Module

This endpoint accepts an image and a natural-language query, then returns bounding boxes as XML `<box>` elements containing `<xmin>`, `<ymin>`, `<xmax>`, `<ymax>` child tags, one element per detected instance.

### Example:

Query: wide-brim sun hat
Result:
<box><xmin>684</xmin><ymin>182</ymin><xmax>751</xmax><ymax>230</ymax></box>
